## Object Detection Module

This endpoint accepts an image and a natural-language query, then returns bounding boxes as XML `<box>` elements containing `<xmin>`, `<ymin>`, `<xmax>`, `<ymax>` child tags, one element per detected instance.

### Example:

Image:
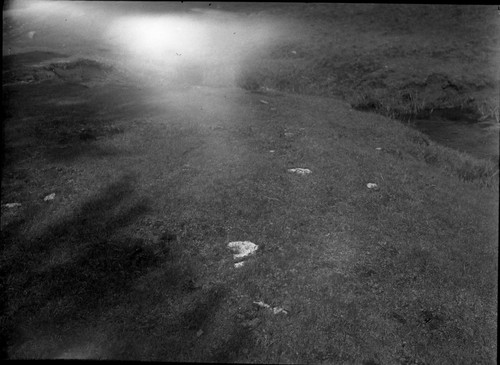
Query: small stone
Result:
<box><xmin>259</xmin><ymin>99</ymin><xmax>269</xmax><ymax>104</ymax></box>
<box><xmin>288</xmin><ymin>168</ymin><xmax>312</xmax><ymax>175</ymax></box>
<box><xmin>44</xmin><ymin>193</ymin><xmax>56</xmax><ymax>201</ymax></box>
<box><xmin>366</xmin><ymin>183</ymin><xmax>379</xmax><ymax>190</ymax></box>
<box><xmin>272</xmin><ymin>307</ymin><xmax>288</xmax><ymax>315</ymax></box>
<box><xmin>228</xmin><ymin>241</ymin><xmax>258</xmax><ymax>259</ymax></box>
<box><xmin>196</xmin><ymin>329</ymin><xmax>203</xmax><ymax>337</ymax></box>
<box><xmin>253</xmin><ymin>301</ymin><xmax>271</xmax><ymax>310</ymax></box>
<box><xmin>375</xmin><ymin>147</ymin><xmax>382</xmax><ymax>151</ymax></box>
<box><xmin>4</xmin><ymin>203</ymin><xmax>21</xmax><ymax>208</ymax></box>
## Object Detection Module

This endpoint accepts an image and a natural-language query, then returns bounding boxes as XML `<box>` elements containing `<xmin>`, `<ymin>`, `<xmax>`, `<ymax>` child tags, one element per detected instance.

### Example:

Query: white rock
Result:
<box><xmin>44</xmin><ymin>193</ymin><xmax>56</xmax><ymax>201</ymax></box>
<box><xmin>253</xmin><ymin>301</ymin><xmax>288</xmax><ymax>315</ymax></box>
<box><xmin>253</xmin><ymin>301</ymin><xmax>271</xmax><ymax>309</ymax></box>
<box><xmin>234</xmin><ymin>262</ymin><xmax>245</xmax><ymax>268</ymax></box>
<box><xmin>4</xmin><ymin>203</ymin><xmax>22</xmax><ymax>208</ymax></box>
<box><xmin>272</xmin><ymin>307</ymin><xmax>288</xmax><ymax>315</ymax></box>
<box><xmin>259</xmin><ymin>99</ymin><xmax>269</xmax><ymax>104</ymax></box>
<box><xmin>288</xmin><ymin>168</ymin><xmax>312</xmax><ymax>175</ymax></box>
<box><xmin>227</xmin><ymin>241</ymin><xmax>258</xmax><ymax>259</ymax></box>
<box><xmin>366</xmin><ymin>183</ymin><xmax>378</xmax><ymax>189</ymax></box>
<box><xmin>375</xmin><ymin>147</ymin><xmax>382</xmax><ymax>151</ymax></box>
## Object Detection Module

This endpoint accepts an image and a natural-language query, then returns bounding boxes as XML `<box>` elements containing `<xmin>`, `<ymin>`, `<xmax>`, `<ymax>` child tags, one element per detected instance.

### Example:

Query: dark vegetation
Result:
<box><xmin>234</xmin><ymin>4</ymin><xmax>499</xmax><ymax>124</ymax></box>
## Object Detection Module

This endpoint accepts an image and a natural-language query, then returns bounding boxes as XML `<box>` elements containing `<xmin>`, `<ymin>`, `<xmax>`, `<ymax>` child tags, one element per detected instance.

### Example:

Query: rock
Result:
<box><xmin>366</xmin><ymin>183</ymin><xmax>379</xmax><ymax>190</ymax></box>
<box><xmin>44</xmin><ymin>193</ymin><xmax>56</xmax><ymax>201</ymax></box>
<box><xmin>253</xmin><ymin>301</ymin><xmax>288</xmax><ymax>315</ymax></box>
<box><xmin>253</xmin><ymin>301</ymin><xmax>271</xmax><ymax>310</ymax></box>
<box><xmin>272</xmin><ymin>307</ymin><xmax>288</xmax><ymax>315</ymax></box>
<box><xmin>196</xmin><ymin>329</ymin><xmax>204</xmax><ymax>337</ymax></box>
<box><xmin>288</xmin><ymin>168</ymin><xmax>312</xmax><ymax>175</ymax></box>
<box><xmin>4</xmin><ymin>203</ymin><xmax>21</xmax><ymax>208</ymax></box>
<box><xmin>234</xmin><ymin>262</ymin><xmax>245</xmax><ymax>268</ymax></box>
<box><xmin>259</xmin><ymin>99</ymin><xmax>269</xmax><ymax>104</ymax></box>
<box><xmin>228</xmin><ymin>241</ymin><xmax>258</xmax><ymax>259</ymax></box>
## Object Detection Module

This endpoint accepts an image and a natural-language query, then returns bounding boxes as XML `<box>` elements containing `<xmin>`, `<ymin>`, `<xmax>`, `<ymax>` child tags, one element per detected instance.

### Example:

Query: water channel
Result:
<box><xmin>413</xmin><ymin>116</ymin><xmax>499</xmax><ymax>165</ymax></box>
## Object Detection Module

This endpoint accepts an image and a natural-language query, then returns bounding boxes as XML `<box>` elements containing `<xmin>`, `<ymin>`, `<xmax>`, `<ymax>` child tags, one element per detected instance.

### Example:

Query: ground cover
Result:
<box><xmin>2</xmin><ymin>3</ymin><xmax>498</xmax><ymax>363</ymax></box>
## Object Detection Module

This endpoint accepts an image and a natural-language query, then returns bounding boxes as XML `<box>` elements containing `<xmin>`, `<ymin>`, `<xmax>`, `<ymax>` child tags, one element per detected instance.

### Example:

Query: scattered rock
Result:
<box><xmin>4</xmin><ymin>203</ymin><xmax>21</xmax><ymax>208</ymax></box>
<box><xmin>272</xmin><ymin>307</ymin><xmax>288</xmax><ymax>315</ymax></box>
<box><xmin>253</xmin><ymin>301</ymin><xmax>288</xmax><ymax>315</ymax></box>
<box><xmin>288</xmin><ymin>168</ymin><xmax>312</xmax><ymax>175</ymax></box>
<box><xmin>366</xmin><ymin>183</ymin><xmax>379</xmax><ymax>190</ymax></box>
<box><xmin>44</xmin><ymin>193</ymin><xmax>56</xmax><ymax>201</ymax></box>
<box><xmin>228</xmin><ymin>241</ymin><xmax>258</xmax><ymax>260</ymax></box>
<box><xmin>234</xmin><ymin>262</ymin><xmax>245</xmax><ymax>269</ymax></box>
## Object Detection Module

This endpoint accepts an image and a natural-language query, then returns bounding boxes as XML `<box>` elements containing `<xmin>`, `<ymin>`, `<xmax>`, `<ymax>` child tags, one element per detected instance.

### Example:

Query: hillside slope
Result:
<box><xmin>2</xmin><ymin>59</ymin><xmax>498</xmax><ymax>362</ymax></box>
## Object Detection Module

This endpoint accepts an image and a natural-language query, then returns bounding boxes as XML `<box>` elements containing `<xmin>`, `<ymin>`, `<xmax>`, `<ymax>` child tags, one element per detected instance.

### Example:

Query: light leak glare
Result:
<box><xmin>5</xmin><ymin>0</ymin><xmax>291</xmax><ymax>87</ymax></box>
<box><xmin>108</xmin><ymin>15</ymin><xmax>210</xmax><ymax>62</ymax></box>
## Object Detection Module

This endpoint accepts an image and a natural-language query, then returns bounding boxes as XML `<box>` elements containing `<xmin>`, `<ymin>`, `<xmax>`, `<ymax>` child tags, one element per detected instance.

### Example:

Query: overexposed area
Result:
<box><xmin>4</xmin><ymin>0</ymin><xmax>292</xmax><ymax>87</ymax></box>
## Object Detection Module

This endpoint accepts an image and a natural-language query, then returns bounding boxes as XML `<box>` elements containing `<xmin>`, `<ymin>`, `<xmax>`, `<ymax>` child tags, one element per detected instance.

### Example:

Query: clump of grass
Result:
<box><xmin>404</xmin><ymin>129</ymin><xmax>499</xmax><ymax>186</ymax></box>
<box><xmin>48</xmin><ymin>58</ymin><xmax>114</xmax><ymax>72</ymax></box>
<box><xmin>478</xmin><ymin>102</ymin><xmax>500</xmax><ymax>123</ymax></box>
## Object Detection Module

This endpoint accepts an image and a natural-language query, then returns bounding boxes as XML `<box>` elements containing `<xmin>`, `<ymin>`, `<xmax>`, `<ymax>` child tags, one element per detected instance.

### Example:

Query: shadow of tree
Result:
<box><xmin>1</xmin><ymin>173</ymin><xmax>160</xmax><ymax>354</ymax></box>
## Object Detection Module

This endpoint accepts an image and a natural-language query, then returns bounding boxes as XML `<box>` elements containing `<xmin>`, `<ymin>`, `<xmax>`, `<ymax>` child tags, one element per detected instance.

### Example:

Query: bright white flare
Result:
<box><xmin>108</xmin><ymin>15</ymin><xmax>210</xmax><ymax>63</ymax></box>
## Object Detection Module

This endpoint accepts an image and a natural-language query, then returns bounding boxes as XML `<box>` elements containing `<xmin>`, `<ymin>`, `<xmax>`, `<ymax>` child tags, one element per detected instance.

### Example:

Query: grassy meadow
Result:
<box><xmin>2</xmin><ymin>3</ymin><xmax>498</xmax><ymax>363</ymax></box>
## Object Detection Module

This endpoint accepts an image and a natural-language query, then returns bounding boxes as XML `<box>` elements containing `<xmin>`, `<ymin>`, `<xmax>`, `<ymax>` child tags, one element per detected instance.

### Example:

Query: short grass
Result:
<box><xmin>2</xmin><ymin>73</ymin><xmax>498</xmax><ymax>362</ymax></box>
<box><xmin>2</xmin><ymin>4</ymin><xmax>499</xmax><ymax>364</ymax></box>
<box><xmin>235</xmin><ymin>4</ymin><xmax>499</xmax><ymax>124</ymax></box>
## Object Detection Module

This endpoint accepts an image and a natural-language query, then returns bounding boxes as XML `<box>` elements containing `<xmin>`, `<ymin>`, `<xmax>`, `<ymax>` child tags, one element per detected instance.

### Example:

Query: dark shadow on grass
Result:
<box><xmin>2</xmin><ymin>59</ymin><xmax>126</xmax><ymax>165</ymax></box>
<box><xmin>182</xmin><ymin>286</ymin><xmax>226</xmax><ymax>331</ymax></box>
<box><xmin>208</xmin><ymin>325</ymin><xmax>254</xmax><ymax>363</ymax></box>
<box><xmin>1</xmin><ymin>173</ymin><xmax>158</xmax><ymax>357</ymax></box>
